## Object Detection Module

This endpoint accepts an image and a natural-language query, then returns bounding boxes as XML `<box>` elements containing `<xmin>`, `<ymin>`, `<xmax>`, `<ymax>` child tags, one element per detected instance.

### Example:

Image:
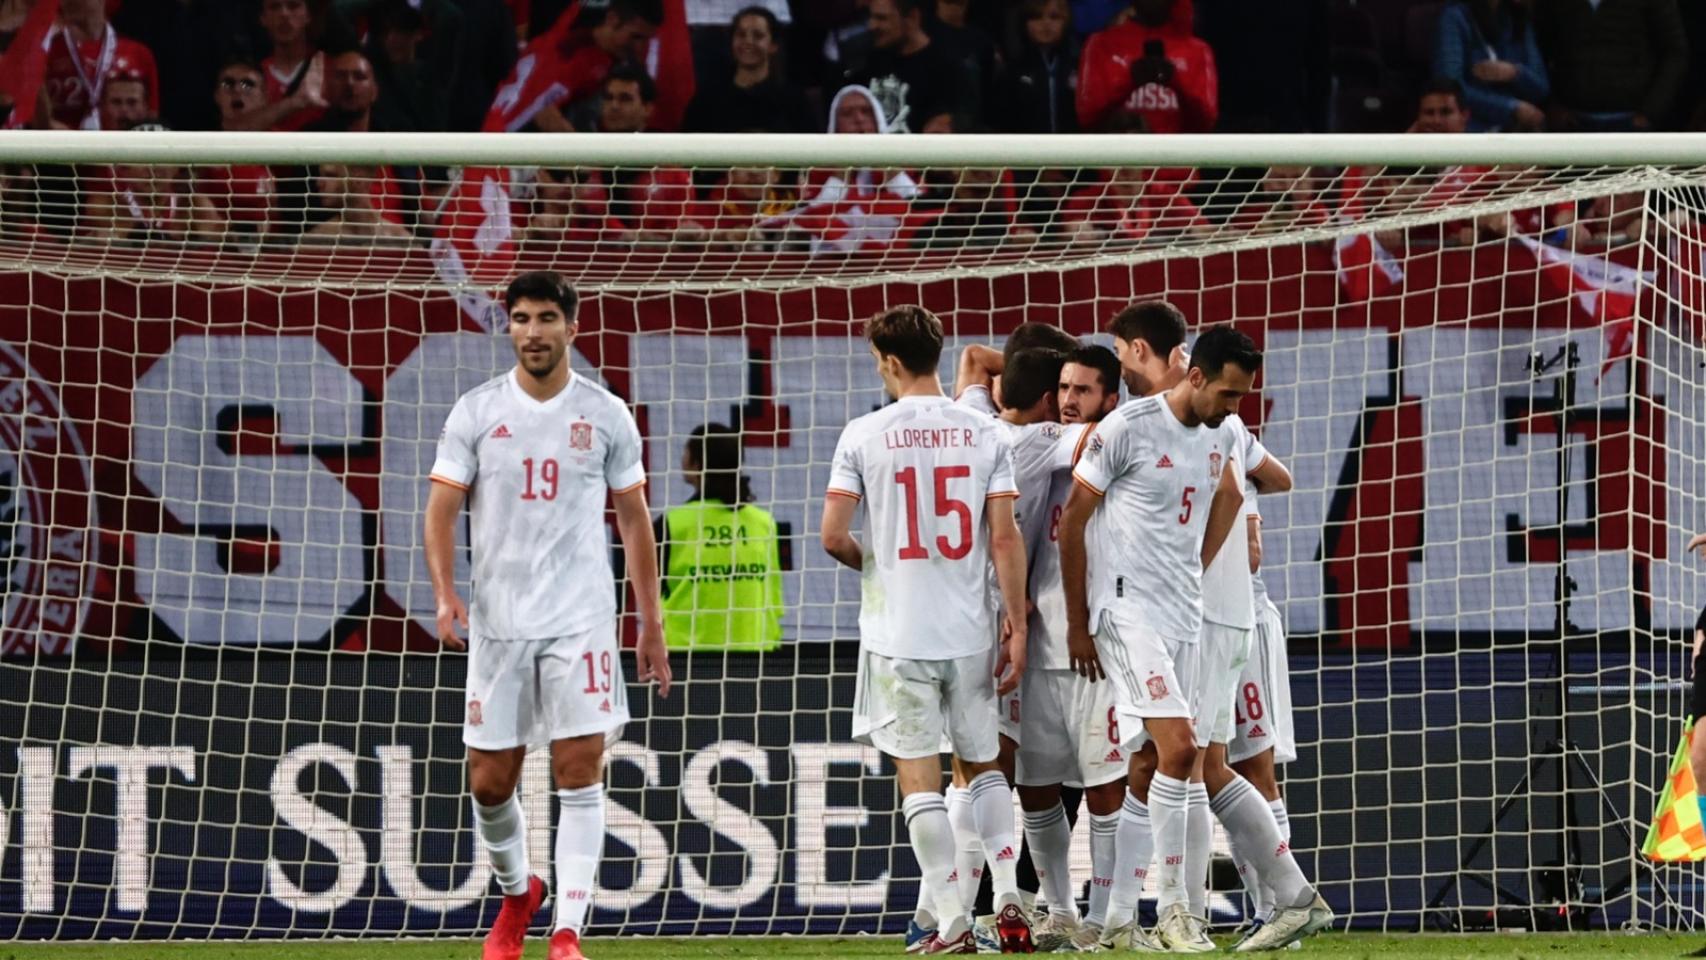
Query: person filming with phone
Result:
<box><xmin>1075</xmin><ymin>0</ymin><xmax>1218</xmax><ymax>133</ymax></box>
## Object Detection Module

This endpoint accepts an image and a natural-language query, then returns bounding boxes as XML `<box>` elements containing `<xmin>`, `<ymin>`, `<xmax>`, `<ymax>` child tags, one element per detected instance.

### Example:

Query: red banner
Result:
<box><xmin>0</xmin><ymin>237</ymin><xmax>1685</xmax><ymax>657</ymax></box>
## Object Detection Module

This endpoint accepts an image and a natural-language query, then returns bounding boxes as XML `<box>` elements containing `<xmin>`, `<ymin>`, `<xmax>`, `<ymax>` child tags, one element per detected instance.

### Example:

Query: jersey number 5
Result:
<box><xmin>895</xmin><ymin>465</ymin><xmax>973</xmax><ymax>561</ymax></box>
<box><xmin>1178</xmin><ymin>485</ymin><xmax>1196</xmax><ymax>525</ymax></box>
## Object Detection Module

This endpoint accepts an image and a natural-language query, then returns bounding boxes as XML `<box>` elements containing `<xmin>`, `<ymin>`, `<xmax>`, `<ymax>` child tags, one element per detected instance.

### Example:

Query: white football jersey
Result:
<box><xmin>1028</xmin><ymin>422</ymin><xmax>1093</xmax><ymax>671</ymax></box>
<box><xmin>1250</xmin><ymin>493</ymin><xmax>1273</xmax><ymax>611</ymax></box>
<box><xmin>430</xmin><ymin>369</ymin><xmax>645</xmax><ymax>641</ymax></box>
<box><xmin>956</xmin><ymin>385</ymin><xmax>1089</xmax><ymax>670</ymax></box>
<box><xmin>1070</xmin><ymin>394</ymin><xmax>1231</xmax><ymax>644</ymax></box>
<box><xmin>827</xmin><ymin>395</ymin><xmax>1019</xmax><ymax>661</ymax></box>
<box><xmin>1200</xmin><ymin>414</ymin><xmax>1269</xmax><ymax>629</ymax></box>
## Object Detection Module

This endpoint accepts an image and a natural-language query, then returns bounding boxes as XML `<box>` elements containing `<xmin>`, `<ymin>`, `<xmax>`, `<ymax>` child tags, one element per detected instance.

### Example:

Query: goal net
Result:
<box><xmin>0</xmin><ymin>131</ymin><xmax>1703</xmax><ymax>940</ymax></box>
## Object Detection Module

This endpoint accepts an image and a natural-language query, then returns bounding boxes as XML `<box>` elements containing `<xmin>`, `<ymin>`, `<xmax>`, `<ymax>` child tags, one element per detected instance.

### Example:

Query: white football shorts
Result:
<box><xmin>1228</xmin><ymin>600</ymin><xmax>1296</xmax><ymax>765</ymax></box>
<box><xmin>462</xmin><ymin>624</ymin><xmax>630</xmax><ymax>751</ymax></box>
<box><xmin>1092</xmin><ymin>610</ymin><xmax>1198</xmax><ymax>753</ymax></box>
<box><xmin>1196</xmin><ymin>621</ymin><xmax>1253</xmax><ymax>748</ymax></box>
<box><xmin>853</xmin><ymin>646</ymin><xmax>1001</xmax><ymax>763</ymax></box>
<box><xmin>1015</xmin><ymin>667</ymin><xmax>1128</xmax><ymax>788</ymax></box>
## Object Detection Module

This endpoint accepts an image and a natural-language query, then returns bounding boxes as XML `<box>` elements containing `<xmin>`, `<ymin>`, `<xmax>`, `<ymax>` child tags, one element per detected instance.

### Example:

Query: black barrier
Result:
<box><xmin>0</xmin><ymin>647</ymin><xmax>1685</xmax><ymax>939</ymax></box>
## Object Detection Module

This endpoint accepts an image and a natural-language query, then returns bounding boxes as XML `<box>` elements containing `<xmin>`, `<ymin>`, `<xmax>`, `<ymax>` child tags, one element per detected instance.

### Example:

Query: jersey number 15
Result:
<box><xmin>895</xmin><ymin>466</ymin><xmax>972</xmax><ymax>561</ymax></box>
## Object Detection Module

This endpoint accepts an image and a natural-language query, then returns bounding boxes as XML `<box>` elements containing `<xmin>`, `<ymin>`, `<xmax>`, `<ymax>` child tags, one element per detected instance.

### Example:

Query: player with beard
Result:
<box><xmin>1060</xmin><ymin>321</ymin><xmax>1332</xmax><ymax>952</ymax></box>
<box><xmin>425</xmin><ymin>271</ymin><xmax>673</xmax><ymax>960</ymax></box>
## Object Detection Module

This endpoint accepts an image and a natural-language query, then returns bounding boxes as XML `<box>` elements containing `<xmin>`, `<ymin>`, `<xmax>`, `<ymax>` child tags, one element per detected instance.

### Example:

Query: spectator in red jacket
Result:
<box><xmin>1075</xmin><ymin>0</ymin><xmax>1217</xmax><ymax>133</ymax></box>
<box><xmin>43</xmin><ymin>0</ymin><xmax>160</xmax><ymax>129</ymax></box>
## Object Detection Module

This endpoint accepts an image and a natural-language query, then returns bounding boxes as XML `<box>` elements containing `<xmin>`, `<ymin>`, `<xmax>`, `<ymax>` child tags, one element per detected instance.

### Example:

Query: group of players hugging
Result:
<box><xmin>426</xmin><ymin>269</ymin><xmax>1333</xmax><ymax>959</ymax></box>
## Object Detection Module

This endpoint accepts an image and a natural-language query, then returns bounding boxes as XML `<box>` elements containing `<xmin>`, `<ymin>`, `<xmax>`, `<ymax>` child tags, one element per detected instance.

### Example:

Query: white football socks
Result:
<box><xmin>945</xmin><ymin>786</ymin><xmax>982</xmax><ymax>908</ymax></box>
<box><xmin>967</xmin><ymin>771</ymin><xmax>1021</xmax><ymax>905</ymax></box>
<box><xmin>1086</xmin><ymin>809</ymin><xmax>1121</xmax><ymax>928</ymax></box>
<box><xmin>1103</xmin><ymin>791</ymin><xmax>1154</xmax><ymax>929</ymax></box>
<box><xmin>473</xmin><ymin>793</ymin><xmax>531</xmax><ymax>896</ymax></box>
<box><xmin>1022</xmin><ymin>803</ymin><xmax>1077</xmax><ymax>920</ymax></box>
<box><xmin>1186</xmin><ymin>781</ymin><xmax>1212</xmax><ymax>918</ymax></box>
<box><xmin>1149</xmin><ymin>772</ymin><xmax>1192</xmax><ymax>913</ymax></box>
<box><xmin>1210</xmin><ymin>775</ymin><xmax>1311</xmax><ymax>909</ymax></box>
<box><xmin>553</xmin><ymin>785</ymin><xmax>604</xmax><ymax>933</ymax></box>
<box><xmin>904</xmin><ymin>792</ymin><xmax>969</xmax><ymax>939</ymax></box>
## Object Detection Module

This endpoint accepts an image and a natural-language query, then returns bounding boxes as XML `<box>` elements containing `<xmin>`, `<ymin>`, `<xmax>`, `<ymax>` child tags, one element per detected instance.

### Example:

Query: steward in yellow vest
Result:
<box><xmin>656</xmin><ymin>425</ymin><xmax>783</xmax><ymax>651</ymax></box>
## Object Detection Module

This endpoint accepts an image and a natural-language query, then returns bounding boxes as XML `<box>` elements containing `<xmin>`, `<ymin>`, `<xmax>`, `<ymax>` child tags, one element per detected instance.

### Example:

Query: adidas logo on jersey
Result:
<box><xmin>599</xmin><ymin>699</ymin><xmax>611</xmax><ymax>713</ymax></box>
<box><xmin>1105</xmin><ymin>748</ymin><xmax>1124</xmax><ymax>763</ymax></box>
<box><xmin>1247</xmin><ymin>724</ymin><xmax>1267</xmax><ymax>738</ymax></box>
<box><xmin>491</xmin><ymin>424</ymin><xmax>512</xmax><ymax>439</ymax></box>
<box><xmin>1156</xmin><ymin>454</ymin><xmax>1174</xmax><ymax>468</ymax></box>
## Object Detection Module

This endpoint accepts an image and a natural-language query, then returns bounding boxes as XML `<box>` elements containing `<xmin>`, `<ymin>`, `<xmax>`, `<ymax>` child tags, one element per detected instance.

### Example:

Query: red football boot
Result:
<box><xmin>481</xmin><ymin>875</ymin><xmax>544</xmax><ymax>960</ymax></box>
<box><xmin>549</xmin><ymin>928</ymin><xmax>588</xmax><ymax>960</ymax></box>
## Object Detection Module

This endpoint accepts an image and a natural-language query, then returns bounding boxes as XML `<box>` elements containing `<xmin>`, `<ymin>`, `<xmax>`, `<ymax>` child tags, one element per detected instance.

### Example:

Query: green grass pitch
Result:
<box><xmin>5</xmin><ymin>934</ymin><xmax>1706</xmax><ymax>959</ymax></box>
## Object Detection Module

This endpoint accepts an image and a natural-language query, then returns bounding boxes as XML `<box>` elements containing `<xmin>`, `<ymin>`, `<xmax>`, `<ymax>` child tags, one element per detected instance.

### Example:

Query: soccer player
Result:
<box><xmin>1189</xmin><ymin>408</ymin><xmax>1292</xmax><ymax>949</ymax></box>
<box><xmin>425</xmin><ymin>271</ymin><xmax>673</xmax><ymax>960</ymax></box>
<box><xmin>1014</xmin><ymin>344</ymin><xmax>1130</xmax><ymax>952</ymax></box>
<box><xmin>1226</xmin><ymin>493</ymin><xmax>1303</xmax><ymax>942</ymax></box>
<box><xmin>1060</xmin><ymin>321</ymin><xmax>1332</xmax><ymax>952</ymax></box>
<box><xmin>821</xmin><ymin>305</ymin><xmax>1035</xmax><ymax>954</ymax></box>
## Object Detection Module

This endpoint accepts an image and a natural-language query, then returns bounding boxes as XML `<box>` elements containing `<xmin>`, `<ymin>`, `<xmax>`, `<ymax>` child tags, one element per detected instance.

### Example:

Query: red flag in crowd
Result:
<box><xmin>1515</xmin><ymin>236</ymin><xmax>1650</xmax><ymax>375</ymax></box>
<box><xmin>643</xmin><ymin>0</ymin><xmax>692</xmax><ymax>132</ymax></box>
<box><xmin>1333</xmin><ymin>232</ymin><xmax>1404</xmax><ymax>302</ymax></box>
<box><xmin>0</xmin><ymin>0</ymin><xmax>60</xmax><ymax>127</ymax></box>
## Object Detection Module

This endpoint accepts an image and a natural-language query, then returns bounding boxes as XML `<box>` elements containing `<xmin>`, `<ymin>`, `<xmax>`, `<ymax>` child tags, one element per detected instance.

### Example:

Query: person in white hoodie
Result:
<box><xmin>765</xmin><ymin>84</ymin><xmax>921</xmax><ymax>255</ymax></box>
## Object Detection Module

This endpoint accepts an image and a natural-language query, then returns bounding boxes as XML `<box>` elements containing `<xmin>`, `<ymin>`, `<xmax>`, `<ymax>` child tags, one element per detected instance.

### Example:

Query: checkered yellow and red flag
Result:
<box><xmin>1642</xmin><ymin>717</ymin><xmax>1706</xmax><ymax>862</ymax></box>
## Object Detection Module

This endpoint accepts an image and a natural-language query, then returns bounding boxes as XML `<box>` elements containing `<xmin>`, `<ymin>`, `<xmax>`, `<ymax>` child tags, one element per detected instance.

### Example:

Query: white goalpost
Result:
<box><xmin>0</xmin><ymin>130</ymin><xmax>1703</xmax><ymax>940</ymax></box>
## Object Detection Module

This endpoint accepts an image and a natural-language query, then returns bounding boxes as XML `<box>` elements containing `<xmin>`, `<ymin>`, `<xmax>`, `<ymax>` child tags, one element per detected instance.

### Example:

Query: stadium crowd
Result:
<box><xmin>0</xmin><ymin>0</ymin><xmax>1694</xmax><ymax>254</ymax></box>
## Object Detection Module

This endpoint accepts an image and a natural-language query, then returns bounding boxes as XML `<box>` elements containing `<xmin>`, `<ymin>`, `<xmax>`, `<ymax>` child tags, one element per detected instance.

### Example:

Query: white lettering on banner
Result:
<box><xmin>791</xmin><ymin>743</ymin><xmax>887</xmax><ymax>908</ymax></box>
<box><xmin>265</xmin><ymin>743</ymin><xmax>367</xmax><ymax>913</ymax></box>
<box><xmin>380</xmin><ymin>333</ymin><xmax>607</xmax><ymax>635</ymax></box>
<box><xmin>678</xmin><ymin>742</ymin><xmax>781</xmax><ymax>910</ymax></box>
<box><xmin>131</xmin><ymin>337</ymin><xmax>364</xmax><ymax>645</ymax></box>
<box><xmin>8</xmin><ymin>739</ymin><xmax>899</xmax><ymax>917</ymax></box>
<box><xmin>108</xmin><ymin>329</ymin><xmax>1700</xmax><ymax>650</ymax></box>
<box><xmin>376</xmin><ymin>745</ymin><xmax>490</xmax><ymax>912</ymax></box>
<box><xmin>65</xmin><ymin>746</ymin><xmax>197</xmax><ymax>913</ymax></box>
<box><xmin>18</xmin><ymin>746</ymin><xmax>54</xmax><ymax>912</ymax></box>
<box><xmin>603</xmin><ymin>742</ymin><xmax>671</xmax><ymax>910</ymax></box>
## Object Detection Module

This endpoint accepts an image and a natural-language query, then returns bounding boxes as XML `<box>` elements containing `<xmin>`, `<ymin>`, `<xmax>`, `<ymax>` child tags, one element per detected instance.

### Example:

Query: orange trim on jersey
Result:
<box><xmin>1071</xmin><ymin>425</ymin><xmax>1097</xmax><ymax>465</ymax></box>
<box><xmin>826</xmin><ymin>487</ymin><xmax>863</xmax><ymax>502</ymax></box>
<box><xmin>611</xmin><ymin>479</ymin><xmax>648</xmax><ymax>495</ymax></box>
<box><xmin>986</xmin><ymin>490</ymin><xmax>1020</xmax><ymax>500</ymax></box>
<box><xmin>429</xmin><ymin>474</ymin><xmax>470</xmax><ymax>491</ymax></box>
<box><xmin>1072</xmin><ymin>474</ymin><xmax>1106</xmax><ymax>497</ymax></box>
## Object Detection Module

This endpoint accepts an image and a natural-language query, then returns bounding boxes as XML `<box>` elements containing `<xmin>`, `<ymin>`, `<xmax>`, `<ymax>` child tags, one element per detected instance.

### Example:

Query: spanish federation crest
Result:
<box><xmin>1208</xmin><ymin>450</ymin><xmax>1223</xmax><ymax>480</ymax></box>
<box><xmin>569</xmin><ymin>421</ymin><xmax>593</xmax><ymax>451</ymax></box>
<box><xmin>0</xmin><ymin>343</ymin><xmax>94</xmax><ymax>656</ymax></box>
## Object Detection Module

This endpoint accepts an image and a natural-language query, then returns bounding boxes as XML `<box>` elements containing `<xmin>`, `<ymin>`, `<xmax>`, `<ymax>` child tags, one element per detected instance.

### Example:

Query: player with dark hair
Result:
<box><xmin>1059</xmin><ymin>321</ymin><xmax>1331</xmax><ymax>951</ymax></box>
<box><xmin>1107</xmin><ymin>300</ymin><xmax>1189</xmax><ymax>397</ymax></box>
<box><xmin>822</xmin><ymin>305</ymin><xmax>1035</xmax><ymax>953</ymax></box>
<box><xmin>425</xmin><ymin>271</ymin><xmax>671</xmax><ymax>960</ymax></box>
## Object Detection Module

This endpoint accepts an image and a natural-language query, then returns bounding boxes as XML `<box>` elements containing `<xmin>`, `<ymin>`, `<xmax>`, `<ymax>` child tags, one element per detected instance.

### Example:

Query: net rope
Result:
<box><xmin>1</xmin><ymin>133</ymin><xmax>1704</xmax><ymax>939</ymax></box>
